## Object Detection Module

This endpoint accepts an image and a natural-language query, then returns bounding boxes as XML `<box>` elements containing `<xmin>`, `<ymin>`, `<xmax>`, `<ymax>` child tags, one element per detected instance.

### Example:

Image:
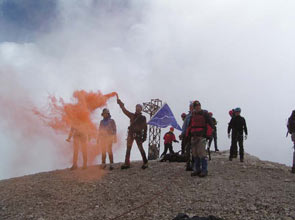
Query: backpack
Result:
<box><xmin>206</xmin><ymin>124</ymin><xmax>213</xmax><ymax>137</ymax></box>
<box><xmin>188</xmin><ymin>110</ymin><xmax>210</xmax><ymax>137</ymax></box>
<box><xmin>160</xmin><ymin>152</ymin><xmax>186</xmax><ymax>162</ymax></box>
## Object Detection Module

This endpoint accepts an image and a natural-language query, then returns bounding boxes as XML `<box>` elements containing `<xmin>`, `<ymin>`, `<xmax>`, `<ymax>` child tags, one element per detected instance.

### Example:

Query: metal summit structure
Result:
<box><xmin>142</xmin><ymin>99</ymin><xmax>163</xmax><ymax>160</ymax></box>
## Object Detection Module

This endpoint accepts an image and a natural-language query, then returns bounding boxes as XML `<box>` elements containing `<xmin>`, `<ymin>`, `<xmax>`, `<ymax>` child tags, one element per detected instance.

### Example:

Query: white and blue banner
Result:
<box><xmin>147</xmin><ymin>103</ymin><xmax>182</xmax><ymax>131</ymax></box>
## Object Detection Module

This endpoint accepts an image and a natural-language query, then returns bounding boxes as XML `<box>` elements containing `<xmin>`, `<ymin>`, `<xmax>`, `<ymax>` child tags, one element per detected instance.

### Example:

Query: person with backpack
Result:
<box><xmin>228</xmin><ymin>108</ymin><xmax>238</xmax><ymax>158</ymax></box>
<box><xmin>287</xmin><ymin>110</ymin><xmax>295</xmax><ymax>173</ymax></box>
<box><xmin>180</xmin><ymin>103</ymin><xmax>194</xmax><ymax>171</ymax></box>
<box><xmin>185</xmin><ymin>100</ymin><xmax>214</xmax><ymax>177</ymax></box>
<box><xmin>97</xmin><ymin>108</ymin><xmax>117</xmax><ymax>170</ymax></box>
<box><xmin>117</xmin><ymin>98</ymin><xmax>148</xmax><ymax>169</ymax></box>
<box><xmin>180</xmin><ymin>113</ymin><xmax>187</xmax><ymax>155</ymax></box>
<box><xmin>208</xmin><ymin>112</ymin><xmax>219</xmax><ymax>152</ymax></box>
<box><xmin>161</xmin><ymin>127</ymin><xmax>179</xmax><ymax>157</ymax></box>
<box><xmin>66</xmin><ymin>126</ymin><xmax>88</xmax><ymax>170</ymax></box>
<box><xmin>228</xmin><ymin>107</ymin><xmax>248</xmax><ymax>162</ymax></box>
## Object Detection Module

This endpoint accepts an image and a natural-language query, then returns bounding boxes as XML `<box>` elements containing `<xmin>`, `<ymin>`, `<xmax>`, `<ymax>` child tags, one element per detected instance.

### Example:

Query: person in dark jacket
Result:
<box><xmin>208</xmin><ymin>112</ymin><xmax>219</xmax><ymax>152</ymax></box>
<box><xmin>117</xmin><ymin>98</ymin><xmax>148</xmax><ymax>169</ymax></box>
<box><xmin>97</xmin><ymin>108</ymin><xmax>117</xmax><ymax>170</ymax></box>
<box><xmin>180</xmin><ymin>103</ymin><xmax>194</xmax><ymax>171</ymax></box>
<box><xmin>180</xmin><ymin>113</ymin><xmax>187</xmax><ymax>155</ymax></box>
<box><xmin>287</xmin><ymin>110</ymin><xmax>295</xmax><ymax>173</ymax></box>
<box><xmin>161</xmin><ymin>127</ymin><xmax>179</xmax><ymax>157</ymax></box>
<box><xmin>228</xmin><ymin>107</ymin><xmax>248</xmax><ymax>162</ymax></box>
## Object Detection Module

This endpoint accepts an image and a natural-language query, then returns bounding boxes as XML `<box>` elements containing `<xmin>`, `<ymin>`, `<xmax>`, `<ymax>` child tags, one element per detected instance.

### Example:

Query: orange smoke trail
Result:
<box><xmin>34</xmin><ymin>90</ymin><xmax>118</xmax><ymax>136</ymax></box>
<box><xmin>33</xmin><ymin>90</ymin><xmax>118</xmax><ymax>167</ymax></box>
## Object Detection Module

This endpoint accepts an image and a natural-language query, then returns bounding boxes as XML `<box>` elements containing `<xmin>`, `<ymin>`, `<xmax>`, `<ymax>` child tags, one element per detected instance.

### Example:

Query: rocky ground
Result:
<box><xmin>0</xmin><ymin>151</ymin><xmax>295</xmax><ymax>220</ymax></box>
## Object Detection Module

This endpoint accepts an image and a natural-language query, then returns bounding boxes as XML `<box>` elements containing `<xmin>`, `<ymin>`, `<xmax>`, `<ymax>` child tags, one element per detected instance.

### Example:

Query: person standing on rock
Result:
<box><xmin>287</xmin><ymin>110</ymin><xmax>295</xmax><ymax>173</ymax></box>
<box><xmin>185</xmin><ymin>100</ymin><xmax>214</xmax><ymax>177</ymax></box>
<box><xmin>97</xmin><ymin>108</ymin><xmax>117</xmax><ymax>170</ymax></box>
<box><xmin>228</xmin><ymin>108</ymin><xmax>238</xmax><ymax>158</ymax></box>
<box><xmin>66</xmin><ymin>127</ymin><xmax>88</xmax><ymax>170</ymax></box>
<box><xmin>161</xmin><ymin>127</ymin><xmax>179</xmax><ymax>157</ymax></box>
<box><xmin>228</xmin><ymin>107</ymin><xmax>248</xmax><ymax>162</ymax></box>
<box><xmin>117</xmin><ymin>98</ymin><xmax>148</xmax><ymax>169</ymax></box>
<box><xmin>208</xmin><ymin>112</ymin><xmax>219</xmax><ymax>152</ymax></box>
<box><xmin>180</xmin><ymin>113</ymin><xmax>187</xmax><ymax>155</ymax></box>
<box><xmin>180</xmin><ymin>103</ymin><xmax>194</xmax><ymax>171</ymax></box>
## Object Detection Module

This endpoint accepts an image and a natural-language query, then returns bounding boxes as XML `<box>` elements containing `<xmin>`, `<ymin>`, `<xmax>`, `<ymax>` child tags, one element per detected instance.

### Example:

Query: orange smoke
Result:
<box><xmin>33</xmin><ymin>90</ymin><xmax>118</xmax><ymax>167</ymax></box>
<box><xmin>34</xmin><ymin>90</ymin><xmax>118</xmax><ymax>136</ymax></box>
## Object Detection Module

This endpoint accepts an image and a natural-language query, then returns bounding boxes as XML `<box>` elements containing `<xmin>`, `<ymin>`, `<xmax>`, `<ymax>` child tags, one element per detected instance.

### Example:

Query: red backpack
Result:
<box><xmin>206</xmin><ymin>124</ymin><xmax>213</xmax><ymax>137</ymax></box>
<box><xmin>188</xmin><ymin>111</ymin><xmax>207</xmax><ymax>137</ymax></box>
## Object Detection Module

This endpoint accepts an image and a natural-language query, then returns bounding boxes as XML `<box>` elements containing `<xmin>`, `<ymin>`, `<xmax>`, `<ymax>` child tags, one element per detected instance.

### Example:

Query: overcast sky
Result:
<box><xmin>0</xmin><ymin>0</ymin><xmax>295</xmax><ymax>180</ymax></box>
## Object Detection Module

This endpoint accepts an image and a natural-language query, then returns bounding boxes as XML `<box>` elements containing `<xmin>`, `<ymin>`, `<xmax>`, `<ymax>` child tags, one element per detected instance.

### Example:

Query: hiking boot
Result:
<box><xmin>215</xmin><ymin>148</ymin><xmax>219</xmax><ymax>152</ymax></box>
<box><xmin>240</xmin><ymin>158</ymin><xmax>244</xmax><ymax>162</ymax></box>
<box><xmin>199</xmin><ymin>171</ymin><xmax>208</xmax><ymax>178</ymax></box>
<box><xmin>191</xmin><ymin>171</ymin><xmax>201</xmax><ymax>177</ymax></box>
<box><xmin>121</xmin><ymin>164</ymin><xmax>130</xmax><ymax>169</ymax></box>
<box><xmin>100</xmin><ymin>164</ymin><xmax>106</xmax><ymax>169</ymax></box>
<box><xmin>141</xmin><ymin>163</ymin><xmax>148</xmax><ymax>169</ymax></box>
<box><xmin>109</xmin><ymin>165</ymin><xmax>114</xmax><ymax>171</ymax></box>
<box><xmin>70</xmin><ymin>165</ymin><xmax>78</xmax><ymax>171</ymax></box>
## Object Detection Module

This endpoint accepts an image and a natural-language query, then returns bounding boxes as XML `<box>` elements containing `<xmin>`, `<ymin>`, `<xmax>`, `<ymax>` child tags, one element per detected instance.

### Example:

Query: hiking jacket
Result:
<box><xmin>181</xmin><ymin>112</ymin><xmax>191</xmax><ymax>137</ymax></box>
<box><xmin>287</xmin><ymin>111</ymin><xmax>295</xmax><ymax>133</ymax></box>
<box><xmin>211</xmin><ymin>117</ymin><xmax>217</xmax><ymax>131</ymax></box>
<box><xmin>98</xmin><ymin>117</ymin><xmax>116</xmax><ymax>136</ymax></box>
<box><xmin>118</xmin><ymin>100</ymin><xmax>147</xmax><ymax>138</ymax></box>
<box><xmin>164</xmin><ymin>131</ymin><xmax>177</xmax><ymax>144</ymax></box>
<box><xmin>188</xmin><ymin>110</ymin><xmax>214</xmax><ymax>137</ymax></box>
<box><xmin>228</xmin><ymin>115</ymin><xmax>248</xmax><ymax>135</ymax></box>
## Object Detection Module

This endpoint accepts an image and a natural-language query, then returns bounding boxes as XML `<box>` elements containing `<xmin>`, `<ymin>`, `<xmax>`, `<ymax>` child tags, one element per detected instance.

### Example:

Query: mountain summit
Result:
<box><xmin>0</xmin><ymin>151</ymin><xmax>294</xmax><ymax>220</ymax></box>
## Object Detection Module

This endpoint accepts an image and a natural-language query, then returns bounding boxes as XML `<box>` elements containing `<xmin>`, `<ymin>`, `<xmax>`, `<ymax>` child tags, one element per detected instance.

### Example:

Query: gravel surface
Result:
<box><xmin>0</xmin><ymin>151</ymin><xmax>295</xmax><ymax>220</ymax></box>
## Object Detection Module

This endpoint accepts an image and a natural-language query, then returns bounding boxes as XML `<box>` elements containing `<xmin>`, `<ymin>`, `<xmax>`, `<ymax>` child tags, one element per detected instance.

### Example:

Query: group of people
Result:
<box><xmin>65</xmin><ymin>97</ymin><xmax>295</xmax><ymax>177</ymax></box>
<box><xmin>160</xmin><ymin>101</ymin><xmax>248</xmax><ymax>178</ymax></box>
<box><xmin>66</xmin><ymin>98</ymin><xmax>149</xmax><ymax>171</ymax></box>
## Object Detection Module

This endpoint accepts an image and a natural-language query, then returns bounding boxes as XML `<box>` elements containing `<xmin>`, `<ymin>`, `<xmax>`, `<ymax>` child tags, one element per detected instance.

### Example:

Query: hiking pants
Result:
<box><xmin>208</xmin><ymin>130</ymin><xmax>218</xmax><ymax>151</ymax></box>
<box><xmin>101</xmin><ymin>137</ymin><xmax>114</xmax><ymax>164</ymax></box>
<box><xmin>161</xmin><ymin>143</ymin><xmax>174</xmax><ymax>157</ymax></box>
<box><xmin>73</xmin><ymin>135</ymin><xmax>87</xmax><ymax>167</ymax></box>
<box><xmin>191</xmin><ymin>136</ymin><xmax>207</xmax><ymax>172</ymax></box>
<box><xmin>181</xmin><ymin>137</ymin><xmax>188</xmax><ymax>155</ymax></box>
<box><xmin>230</xmin><ymin>133</ymin><xmax>244</xmax><ymax>159</ymax></box>
<box><xmin>185</xmin><ymin>141</ymin><xmax>193</xmax><ymax>169</ymax></box>
<box><xmin>124</xmin><ymin>135</ymin><xmax>148</xmax><ymax>165</ymax></box>
<box><xmin>191</xmin><ymin>136</ymin><xmax>207</xmax><ymax>158</ymax></box>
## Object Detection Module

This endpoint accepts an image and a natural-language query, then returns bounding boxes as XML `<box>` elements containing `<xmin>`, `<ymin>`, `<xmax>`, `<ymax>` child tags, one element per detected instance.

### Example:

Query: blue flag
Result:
<box><xmin>147</xmin><ymin>103</ymin><xmax>182</xmax><ymax>131</ymax></box>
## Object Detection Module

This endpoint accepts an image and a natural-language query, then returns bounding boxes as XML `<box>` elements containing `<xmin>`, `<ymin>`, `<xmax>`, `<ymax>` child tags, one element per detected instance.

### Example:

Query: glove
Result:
<box><xmin>175</xmin><ymin>140</ymin><xmax>179</xmax><ymax>143</ymax></box>
<box><xmin>244</xmin><ymin>135</ymin><xmax>247</xmax><ymax>140</ymax></box>
<box><xmin>66</xmin><ymin>138</ymin><xmax>71</xmax><ymax>142</ymax></box>
<box><xmin>228</xmin><ymin>133</ymin><xmax>231</xmax><ymax>139</ymax></box>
